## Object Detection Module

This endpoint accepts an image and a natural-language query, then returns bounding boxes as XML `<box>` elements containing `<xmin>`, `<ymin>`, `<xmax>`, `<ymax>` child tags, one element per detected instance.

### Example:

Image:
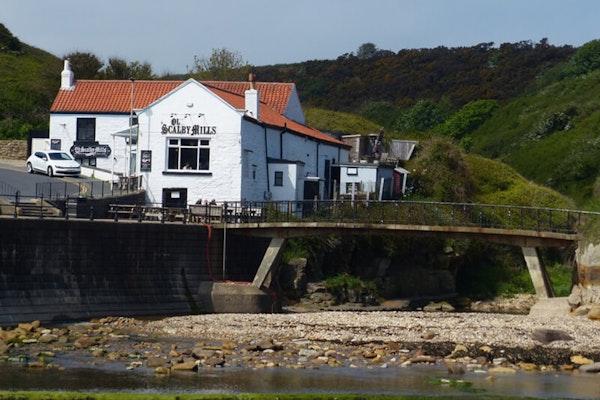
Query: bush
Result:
<box><xmin>324</xmin><ymin>273</ymin><xmax>378</xmax><ymax>305</ymax></box>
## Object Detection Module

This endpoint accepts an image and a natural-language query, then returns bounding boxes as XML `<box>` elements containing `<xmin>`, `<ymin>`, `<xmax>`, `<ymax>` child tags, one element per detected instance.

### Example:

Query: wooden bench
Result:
<box><xmin>142</xmin><ymin>206</ymin><xmax>163</xmax><ymax>221</ymax></box>
<box><xmin>108</xmin><ymin>204</ymin><xmax>140</xmax><ymax>219</ymax></box>
<box><xmin>189</xmin><ymin>204</ymin><xmax>223</xmax><ymax>223</ymax></box>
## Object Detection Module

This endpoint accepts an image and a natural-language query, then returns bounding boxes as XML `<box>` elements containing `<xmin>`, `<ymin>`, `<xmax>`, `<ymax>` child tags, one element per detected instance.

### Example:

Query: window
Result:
<box><xmin>76</xmin><ymin>118</ymin><xmax>96</xmax><ymax>142</ymax></box>
<box><xmin>167</xmin><ymin>138</ymin><xmax>210</xmax><ymax>171</ymax></box>
<box><xmin>346</xmin><ymin>167</ymin><xmax>358</xmax><ymax>176</ymax></box>
<box><xmin>274</xmin><ymin>171</ymin><xmax>283</xmax><ymax>186</ymax></box>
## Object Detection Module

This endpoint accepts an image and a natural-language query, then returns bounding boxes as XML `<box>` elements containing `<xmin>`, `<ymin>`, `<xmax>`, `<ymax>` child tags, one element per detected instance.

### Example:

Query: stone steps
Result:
<box><xmin>17</xmin><ymin>202</ymin><xmax>61</xmax><ymax>218</ymax></box>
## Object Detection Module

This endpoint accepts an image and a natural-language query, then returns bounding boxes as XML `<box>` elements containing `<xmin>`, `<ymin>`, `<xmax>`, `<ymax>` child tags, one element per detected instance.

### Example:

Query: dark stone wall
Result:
<box><xmin>0</xmin><ymin>218</ymin><xmax>269</xmax><ymax>326</ymax></box>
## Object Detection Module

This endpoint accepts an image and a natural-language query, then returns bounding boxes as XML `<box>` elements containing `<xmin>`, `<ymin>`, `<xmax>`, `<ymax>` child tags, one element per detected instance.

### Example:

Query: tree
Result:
<box><xmin>440</xmin><ymin>99</ymin><xmax>499</xmax><ymax>140</ymax></box>
<box><xmin>64</xmin><ymin>52</ymin><xmax>103</xmax><ymax>79</ymax></box>
<box><xmin>0</xmin><ymin>23</ymin><xmax>22</xmax><ymax>53</ymax></box>
<box><xmin>394</xmin><ymin>99</ymin><xmax>448</xmax><ymax>133</ymax></box>
<box><xmin>407</xmin><ymin>137</ymin><xmax>473</xmax><ymax>202</ymax></box>
<box><xmin>357</xmin><ymin>43</ymin><xmax>378</xmax><ymax>60</ymax></box>
<box><xmin>192</xmin><ymin>48</ymin><xmax>251</xmax><ymax>80</ymax></box>
<box><xmin>570</xmin><ymin>39</ymin><xmax>600</xmax><ymax>75</ymax></box>
<box><xmin>103</xmin><ymin>57</ymin><xmax>155</xmax><ymax>79</ymax></box>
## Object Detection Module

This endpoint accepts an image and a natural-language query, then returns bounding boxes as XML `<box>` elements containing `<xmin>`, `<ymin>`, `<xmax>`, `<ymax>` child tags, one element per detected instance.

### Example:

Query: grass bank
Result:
<box><xmin>0</xmin><ymin>392</ymin><xmax>563</xmax><ymax>400</ymax></box>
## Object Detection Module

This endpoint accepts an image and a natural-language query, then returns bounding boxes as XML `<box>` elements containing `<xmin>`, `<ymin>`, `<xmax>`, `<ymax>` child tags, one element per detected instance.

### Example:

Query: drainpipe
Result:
<box><xmin>316</xmin><ymin>142</ymin><xmax>320</xmax><ymax>177</ymax></box>
<box><xmin>280</xmin><ymin>123</ymin><xmax>286</xmax><ymax>159</ymax></box>
<box><xmin>264</xmin><ymin>124</ymin><xmax>270</xmax><ymax>194</ymax></box>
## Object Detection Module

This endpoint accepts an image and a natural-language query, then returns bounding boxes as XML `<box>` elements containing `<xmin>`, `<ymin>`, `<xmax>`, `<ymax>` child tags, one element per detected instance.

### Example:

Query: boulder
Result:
<box><xmin>579</xmin><ymin>362</ymin><xmax>600</xmax><ymax>373</ymax></box>
<box><xmin>171</xmin><ymin>360</ymin><xmax>198</xmax><ymax>371</ymax></box>
<box><xmin>73</xmin><ymin>336</ymin><xmax>98</xmax><ymax>349</ymax></box>
<box><xmin>278</xmin><ymin>258</ymin><xmax>308</xmax><ymax>299</ymax></box>
<box><xmin>423</xmin><ymin>301</ymin><xmax>455</xmax><ymax>312</ymax></box>
<box><xmin>587</xmin><ymin>304</ymin><xmax>600</xmax><ymax>320</ymax></box>
<box><xmin>570</xmin><ymin>355</ymin><xmax>594</xmax><ymax>365</ymax></box>
<box><xmin>567</xmin><ymin>285</ymin><xmax>583</xmax><ymax>309</ymax></box>
<box><xmin>530</xmin><ymin>328</ymin><xmax>573</xmax><ymax>345</ymax></box>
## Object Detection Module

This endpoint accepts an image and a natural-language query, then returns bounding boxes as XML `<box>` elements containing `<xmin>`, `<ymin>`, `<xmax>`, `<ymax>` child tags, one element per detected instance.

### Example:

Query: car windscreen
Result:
<box><xmin>48</xmin><ymin>153</ymin><xmax>72</xmax><ymax>161</ymax></box>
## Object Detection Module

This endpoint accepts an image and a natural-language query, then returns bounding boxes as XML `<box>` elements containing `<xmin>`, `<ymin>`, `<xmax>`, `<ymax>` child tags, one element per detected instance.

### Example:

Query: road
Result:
<box><xmin>0</xmin><ymin>158</ymin><xmax>96</xmax><ymax>200</ymax></box>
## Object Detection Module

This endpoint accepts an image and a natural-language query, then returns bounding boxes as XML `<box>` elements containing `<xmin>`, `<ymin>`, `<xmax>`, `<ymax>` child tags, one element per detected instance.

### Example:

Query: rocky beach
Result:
<box><xmin>2</xmin><ymin>296</ymin><xmax>600</xmax><ymax>379</ymax></box>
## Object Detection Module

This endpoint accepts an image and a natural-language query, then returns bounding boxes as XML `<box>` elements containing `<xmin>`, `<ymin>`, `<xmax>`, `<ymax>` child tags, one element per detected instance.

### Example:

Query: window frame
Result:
<box><xmin>165</xmin><ymin>137</ymin><xmax>211</xmax><ymax>172</ymax></box>
<box><xmin>76</xmin><ymin>118</ymin><xmax>96</xmax><ymax>142</ymax></box>
<box><xmin>274</xmin><ymin>171</ymin><xmax>283</xmax><ymax>187</ymax></box>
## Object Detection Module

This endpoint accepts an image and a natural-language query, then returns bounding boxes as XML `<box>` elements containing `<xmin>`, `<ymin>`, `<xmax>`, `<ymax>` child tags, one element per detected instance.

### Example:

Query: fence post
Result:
<box><xmin>39</xmin><ymin>194</ymin><xmax>44</xmax><ymax>219</ymax></box>
<box><xmin>13</xmin><ymin>191</ymin><xmax>19</xmax><ymax>218</ymax></box>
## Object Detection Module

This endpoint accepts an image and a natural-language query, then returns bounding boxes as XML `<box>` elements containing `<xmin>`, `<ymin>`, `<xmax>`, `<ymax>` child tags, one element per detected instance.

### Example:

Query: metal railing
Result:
<box><xmin>3</xmin><ymin>197</ymin><xmax>595</xmax><ymax>235</ymax></box>
<box><xmin>32</xmin><ymin>176</ymin><xmax>142</xmax><ymax>199</ymax></box>
<box><xmin>214</xmin><ymin>200</ymin><xmax>590</xmax><ymax>234</ymax></box>
<box><xmin>0</xmin><ymin>177</ymin><xmax>143</xmax><ymax>201</ymax></box>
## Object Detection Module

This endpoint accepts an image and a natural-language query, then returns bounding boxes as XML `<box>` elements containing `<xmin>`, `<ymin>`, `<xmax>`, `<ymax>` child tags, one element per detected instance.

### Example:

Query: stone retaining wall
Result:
<box><xmin>0</xmin><ymin>140</ymin><xmax>27</xmax><ymax>159</ymax></box>
<box><xmin>0</xmin><ymin>217</ymin><xmax>270</xmax><ymax>325</ymax></box>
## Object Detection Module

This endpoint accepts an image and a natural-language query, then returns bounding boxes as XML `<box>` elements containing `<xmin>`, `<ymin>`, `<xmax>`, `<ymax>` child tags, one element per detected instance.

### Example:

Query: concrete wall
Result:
<box><xmin>0</xmin><ymin>217</ymin><xmax>270</xmax><ymax>326</ymax></box>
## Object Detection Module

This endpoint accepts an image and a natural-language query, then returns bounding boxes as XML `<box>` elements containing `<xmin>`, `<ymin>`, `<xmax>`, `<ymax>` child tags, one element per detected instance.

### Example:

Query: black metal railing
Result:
<box><xmin>211</xmin><ymin>200</ymin><xmax>589</xmax><ymax>234</ymax></box>
<box><xmin>33</xmin><ymin>176</ymin><xmax>142</xmax><ymax>200</ymax></box>
<box><xmin>3</xmin><ymin>196</ymin><xmax>594</xmax><ymax>235</ymax></box>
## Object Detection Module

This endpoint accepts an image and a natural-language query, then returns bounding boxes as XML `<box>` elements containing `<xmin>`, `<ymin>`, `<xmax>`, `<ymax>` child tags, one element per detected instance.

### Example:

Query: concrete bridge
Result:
<box><xmin>0</xmin><ymin>198</ymin><xmax>593</xmax><ymax>323</ymax></box>
<box><xmin>209</xmin><ymin>200</ymin><xmax>582</xmax><ymax>303</ymax></box>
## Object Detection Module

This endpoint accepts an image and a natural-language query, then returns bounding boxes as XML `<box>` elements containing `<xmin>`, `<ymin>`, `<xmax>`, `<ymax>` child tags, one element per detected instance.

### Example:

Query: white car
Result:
<box><xmin>26</xmin><ymin>151</ymin><xmax>81</xmax><ymax>177</ymax></box>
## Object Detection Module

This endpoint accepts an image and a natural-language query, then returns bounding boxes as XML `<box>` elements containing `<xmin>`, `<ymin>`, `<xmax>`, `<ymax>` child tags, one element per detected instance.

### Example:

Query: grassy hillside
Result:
<box><xmin>305</xmin><ymin>107</ymin><xmax>381</xmax><ymax>135</ymax></box>
<box><xmin>0</xmin><ymin>40</ymin><xmax>62</xmax><ymax>138</ymax></box>
<box><xmin>470</xmin><ymin>66</ymin><xmax>600</xmax><ymax>208</ymax></box>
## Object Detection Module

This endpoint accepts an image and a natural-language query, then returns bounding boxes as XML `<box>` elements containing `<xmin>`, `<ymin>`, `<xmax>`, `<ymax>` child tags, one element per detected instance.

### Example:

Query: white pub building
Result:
<box><xmin>48</xmin><ymin>61</ymin><xmax>350</xmax><ymax>206</ymax></box>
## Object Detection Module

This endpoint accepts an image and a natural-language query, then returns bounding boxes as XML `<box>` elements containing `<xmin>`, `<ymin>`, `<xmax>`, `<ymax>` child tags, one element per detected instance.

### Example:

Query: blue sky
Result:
<box><xmin>3</xmin><ymin>0</ymin><xmax>600</xmax><ymax>75</ymax></box>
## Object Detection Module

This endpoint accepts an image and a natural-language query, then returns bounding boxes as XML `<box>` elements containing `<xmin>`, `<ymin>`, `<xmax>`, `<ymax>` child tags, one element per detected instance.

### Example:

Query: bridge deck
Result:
<box><xmin>217</xmin><ymin>221</ymin><xmax>578</xmax><ymax>247</ymax></box>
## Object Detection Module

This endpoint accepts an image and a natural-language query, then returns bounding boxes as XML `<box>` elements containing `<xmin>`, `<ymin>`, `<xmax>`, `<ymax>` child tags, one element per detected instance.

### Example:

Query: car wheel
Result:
<box><xmin>26</xmin><ymin>162</ymin><xmax>34</xmax><ymax>173</ymax></box>
<box><xmin>47</xmin><ymin>166</ymin><xmax>54</xmax><ymax>177</ymax></box>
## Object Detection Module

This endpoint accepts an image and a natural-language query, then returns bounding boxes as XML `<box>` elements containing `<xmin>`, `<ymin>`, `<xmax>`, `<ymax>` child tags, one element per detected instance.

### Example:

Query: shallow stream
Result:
<box><xmin>0</xmin><ymin>363</ymin><xmax>598</xmax><ymax>398</ymax></box>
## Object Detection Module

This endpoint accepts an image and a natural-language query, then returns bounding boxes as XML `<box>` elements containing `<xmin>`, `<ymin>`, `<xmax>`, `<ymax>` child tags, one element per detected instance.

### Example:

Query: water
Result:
<box><xmin>0</xmin><ymin>363</ymin><xmax>598</xmax><ymax>398</ymax></box>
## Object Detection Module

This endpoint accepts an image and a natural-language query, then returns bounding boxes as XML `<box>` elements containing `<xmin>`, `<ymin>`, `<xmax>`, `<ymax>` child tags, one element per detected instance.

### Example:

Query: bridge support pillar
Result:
<box><xmin>522</xmin><ymin>247</ymin><xmax>554</xmax><ymax>298</ymax></box>
<box><xmin>252</xmin><ymin>237</ymin><xmax>287</xmax><ymax>288</ymax></box>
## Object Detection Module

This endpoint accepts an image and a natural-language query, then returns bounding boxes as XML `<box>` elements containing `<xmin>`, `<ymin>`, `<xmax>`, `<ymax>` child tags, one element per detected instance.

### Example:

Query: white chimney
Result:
<box><xmin>60</xmin><ymin>60</ymin><xmax>75</xmax><ymax>90</ymax></box>
<box><xmin>245</xmin><ymin>73</ymin><xmax>259</xmax><ymax>120</ymax></box>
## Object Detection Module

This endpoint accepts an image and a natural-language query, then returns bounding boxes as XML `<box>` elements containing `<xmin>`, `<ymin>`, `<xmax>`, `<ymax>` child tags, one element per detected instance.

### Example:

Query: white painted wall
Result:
<box><xmin>339</xmin><ymin>163</ymin><xmax>394</xmax><ymax>198</ymax></box>
<box><xmin>339</xmin><ymin>164</ymin><xmax>378</xmax><ymax>194</ymax></box>
<box><xmin>240</xmin><ymin>120</ymin><xmax>268</xmax><ymax>201</ymax></box>
<box><xmin>48</xmin><ymin>113</ymin><xmax>130</xmax><ymax>174</ymax></box>
<box><xmin>268</xmin><ymin>161</ymin><xmax>302</xmax><ymax>201</ymax></box>
<box><xmin>137</xmin><ymin>80</ymin><xmax>244</xmax><ymax>205</ymax></box>
<box><xmin>283</xmin><ymin>86</ymin><xmax>306</xmax><ymax>124</ymax></box>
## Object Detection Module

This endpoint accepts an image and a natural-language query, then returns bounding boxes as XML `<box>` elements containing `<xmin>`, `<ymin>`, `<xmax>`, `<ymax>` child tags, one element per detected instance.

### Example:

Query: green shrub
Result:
<box><xmin>547</xmin><ymin>263</ymin><xmax>574</xmax><ymax>296</ymax></box>
<box><xmin>324</xmin><ymin>273</ymin><xmax>378</xmax><ymax>305</ymax></box>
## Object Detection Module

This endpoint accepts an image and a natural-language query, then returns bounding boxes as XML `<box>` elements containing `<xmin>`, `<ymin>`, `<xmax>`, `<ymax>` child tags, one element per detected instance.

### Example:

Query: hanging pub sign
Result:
<box><xmin>70</xmin><ymin>142</ymin><xmax>112</xmax><ymax>159</ymax></box>
<box><xmin>140</xmin><ymin>150</ymin><xmax>152</xmax><ymax>172</ymax></box>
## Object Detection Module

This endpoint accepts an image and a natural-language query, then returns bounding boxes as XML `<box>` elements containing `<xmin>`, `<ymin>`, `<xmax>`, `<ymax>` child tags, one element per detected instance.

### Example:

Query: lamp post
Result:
<box><xmin>128</xmin><ymin>77</ymin><xmax>135</xmax><ymax>182</ymax></box>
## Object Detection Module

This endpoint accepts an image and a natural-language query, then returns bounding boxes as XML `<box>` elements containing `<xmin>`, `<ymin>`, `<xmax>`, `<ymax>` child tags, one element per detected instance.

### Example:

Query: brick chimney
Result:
<box><xmin>61</xmin><ymin>60</ymin><xmax>75</xmax><ymax>90</ymax></box>
<box><xmin>245</xmin><ymin>73</ymin><xmax>259</xmax><ymax>120</ymax></box>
